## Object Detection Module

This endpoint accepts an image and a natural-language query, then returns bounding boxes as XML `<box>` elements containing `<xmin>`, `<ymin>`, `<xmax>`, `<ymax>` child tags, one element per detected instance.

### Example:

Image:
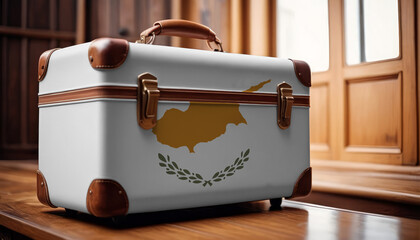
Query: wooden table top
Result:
<box><xmin>0</xmin><ymin>160</ymin><xmax>419</xmax><ymax>240</ymax></box>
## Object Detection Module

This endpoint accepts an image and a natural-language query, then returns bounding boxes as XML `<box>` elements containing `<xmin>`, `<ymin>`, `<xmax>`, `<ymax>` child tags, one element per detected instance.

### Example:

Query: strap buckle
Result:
<box><xmin>137</xmin><ymin>73</ymin><xmax>160</xmax><ymax>129</ymax></box>
<box><xmin>277</xmin><ymin>82</ymin><xmax>294</xmax><ymax>129</ymax></box>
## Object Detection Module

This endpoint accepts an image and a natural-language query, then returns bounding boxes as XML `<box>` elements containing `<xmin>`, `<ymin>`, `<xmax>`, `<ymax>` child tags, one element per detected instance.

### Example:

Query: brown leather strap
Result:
<box><xmin>139</xmin><ymin>19</ymin><xmax>223</xmax><ymax>51</ymax></box>
<box><xmin>140</xmin><ymin>19</ymin><xmax>220</xmax><ymax>43</ymax></box>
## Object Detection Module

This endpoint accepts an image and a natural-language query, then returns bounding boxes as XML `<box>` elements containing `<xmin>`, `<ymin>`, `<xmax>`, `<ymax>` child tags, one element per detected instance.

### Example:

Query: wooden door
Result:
<box><xmin>310</xmin><ymin>0</ymin><xmax>417</xmax><ymax>165</ymax></box>
<box><xmin>276</xmin><ymin>0</ymin><xmax>419</xmax><ymax>204</ymax></box>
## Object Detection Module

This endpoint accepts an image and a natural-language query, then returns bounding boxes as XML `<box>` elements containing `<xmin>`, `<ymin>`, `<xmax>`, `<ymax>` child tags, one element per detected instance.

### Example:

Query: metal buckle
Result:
<box><xmin>277</xmin><ymin>82</ymin><xmax>294</xmax><ymax>129</ymax></box>
<box><xmin>137</xmin><ymin>73</ymin><xmax>160</xmax><ymax>129</ymax></box>
<box><xmin>136</xmin><ymin>33</ymin><xmax>156</xmax><ymax>44</ymax></box>
<box><xmin>206</xmin><ymin>40</ymin><xmax>224</xmax><ymax>52</ymax></box>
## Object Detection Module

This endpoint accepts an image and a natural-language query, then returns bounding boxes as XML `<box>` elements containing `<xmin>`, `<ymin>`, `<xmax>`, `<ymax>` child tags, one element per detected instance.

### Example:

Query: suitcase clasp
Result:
<box><xmin>138</xmin><ymin>73</ymin><xmax>160</xmax><ymax>129</ymax></box>
<box><xmin>277</xmin><ymin>82</ymin><xmax>294</xmax><ymax>129</ymax></box>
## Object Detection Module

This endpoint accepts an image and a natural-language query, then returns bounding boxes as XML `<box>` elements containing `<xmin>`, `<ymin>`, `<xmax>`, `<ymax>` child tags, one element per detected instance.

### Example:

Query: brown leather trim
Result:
<box><xmin>140</xmin><ymin>19</ymin><xmax>218</xmax><ymax>42</ymax></box>
<box><xmin>38</xmin><ymin>48</ymin><xmax>60</xmax><ymax>82</ymax></box>
<box><xmin>290</xmin><ymin>59</ymin><xmax>311</xmax><ymax>87</ymax></box>
<box><xmin>36</xmin><ymin>170</ymin><xmax>56</xmax><ymax>208</ymax></box>
<box><xmin>160</xmin><ymin>88</ymin><xmax>309</xmax><ymax>106</ymax></box>
<box><xmin>38</xmin><ymin>86</ymin><xmax>310</xmax><ymax>107</ymax></box>
<box><xmin>86</xmin><ymin>179</ymin><xmax>129</xmax><ymax>218</ymax></box>
<box><xmin>88</xmin><ymin>38</ymin><xmax>129</xmax><ymax>69</ymax></box>
<box><xmin>38</xmin><ymin>86</ymin><xmax>137</xmax><ymax>105</ymax></box>
<box><xmin>286</xmin><ymin>167</ymin><xmax>312</xmax><ymax>199</ymax></box>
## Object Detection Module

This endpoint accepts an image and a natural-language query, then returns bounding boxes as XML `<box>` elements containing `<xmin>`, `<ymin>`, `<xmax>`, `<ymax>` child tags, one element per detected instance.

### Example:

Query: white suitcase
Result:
<box><xmin>37</xmin><ymin>20</ymin><xmax>311</xmax><ymax>218</ymax></box>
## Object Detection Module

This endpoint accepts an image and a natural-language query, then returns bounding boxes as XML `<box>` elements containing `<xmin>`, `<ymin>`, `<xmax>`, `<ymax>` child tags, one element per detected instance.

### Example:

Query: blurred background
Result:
<box><xmin>0</xmin><ymin>0</ymin><xmax>418</xmax><ymax>213</ymax></box>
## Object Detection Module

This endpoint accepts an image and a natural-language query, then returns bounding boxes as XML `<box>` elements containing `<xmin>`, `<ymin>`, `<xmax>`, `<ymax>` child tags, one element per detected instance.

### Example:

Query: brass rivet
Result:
<box><xmin>118</xmin><ymin>190</ymin><xmax>122</xmax><ymax>195</ymax></box>
<box><xmin>38</xmin><ymin>75</ymin><xmax>41</xmax><ymax>79</ymax></box>
<box><xmin>89</xmin><ymin>190</ymin><xmax>93</xmax><ymax>194</ymax></box>
<box><xmin>41</xmin><ymin>182</ymin><xmax>44</xmax><ymax>186</ymax></box>
<box><xmin>89</xmin><ymin>56</ymin><xmax>93</xmax><ymax>62</ymax></box>
<box><xmin>298</xmin><ymin>72</ymin><xmax>302</xmax><ymax>76</ymax></box>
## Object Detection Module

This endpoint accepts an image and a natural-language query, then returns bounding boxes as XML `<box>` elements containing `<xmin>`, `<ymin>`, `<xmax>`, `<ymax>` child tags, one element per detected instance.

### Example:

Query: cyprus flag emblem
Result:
<box><xmin>154</xmin><ymin>80</ymin><xmax>271</xmax><ymax>187</ymax></box>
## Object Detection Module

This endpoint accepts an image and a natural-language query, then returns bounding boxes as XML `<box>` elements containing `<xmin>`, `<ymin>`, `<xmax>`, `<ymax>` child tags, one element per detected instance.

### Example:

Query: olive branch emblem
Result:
<box><xmin>158</xmin><ymin>149</ymin><xmax>250</xmax><ymax>187</ymax></box>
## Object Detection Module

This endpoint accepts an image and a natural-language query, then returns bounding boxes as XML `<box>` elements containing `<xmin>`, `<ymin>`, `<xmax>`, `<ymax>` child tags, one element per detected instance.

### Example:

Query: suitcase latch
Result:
<box><xmin>137</xmin><ymin>73</ymin><xmax>160</xmax><ymax>129</ymax></box>
<box><xmin>277</xmin><ymin>82</ymin><xmax>294</xmax><ymax>129</ymax></box>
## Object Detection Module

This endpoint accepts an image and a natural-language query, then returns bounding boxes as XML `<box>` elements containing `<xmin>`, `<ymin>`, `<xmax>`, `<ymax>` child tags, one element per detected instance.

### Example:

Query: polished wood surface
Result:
<box><xmin>296</xmin><ymin>191</ymin><xmax>420</xmax><ymax>220</ymax></box>
<box><xmin>0</xmin><ymin>161</ymin><xmax>419</xmax><ymax>240</ymax></box>
<box><xmin>312</xmin><ymin>159</ymin><xmax>420</xmax><ymax>205</ymax></box>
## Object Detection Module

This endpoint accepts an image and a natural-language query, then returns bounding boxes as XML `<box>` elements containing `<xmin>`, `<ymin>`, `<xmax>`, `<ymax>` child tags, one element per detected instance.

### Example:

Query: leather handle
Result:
<box><xmin>139</xmin><ymin>19</ymin><xmax>223</xmax><ymax>51</ymax></box>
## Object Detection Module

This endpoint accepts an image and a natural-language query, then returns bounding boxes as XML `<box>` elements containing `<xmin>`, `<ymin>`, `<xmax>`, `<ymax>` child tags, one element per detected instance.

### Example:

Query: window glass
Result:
<box><xmin>345</xmin><ymin>0</ymin><xmax>399</xmax><ymax>65</ymax></box>
<box><xmin>277</xmin><ymin>0</ymin><xmax>330</xmax><ymax>72</ymax></box>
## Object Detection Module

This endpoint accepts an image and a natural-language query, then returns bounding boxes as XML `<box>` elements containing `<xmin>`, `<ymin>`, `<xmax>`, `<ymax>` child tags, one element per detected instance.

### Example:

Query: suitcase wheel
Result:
<box><xmin>112</xmin><ymin>215</ymin><xmax>127</xmax><ymax>225</ymax></box>
<box><xmin>64</xmin><ymin>208</ymin><xmax>78</xmax><ymax>216</ymax></box>
<box><xmin>269</xmin><ymin>198</ymin><xmax>283</xmax><ymax>208</ymax></box>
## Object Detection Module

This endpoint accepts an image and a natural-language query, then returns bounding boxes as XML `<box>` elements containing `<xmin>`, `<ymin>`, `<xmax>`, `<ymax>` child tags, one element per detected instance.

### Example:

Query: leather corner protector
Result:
<box><xmin>86</xmin><ymin>179</ymin><xmax>129</xmax><ymax>218</ymax></box>
<box><xmin>36</xmin><ymin>170</ymin><xmax>56</xmax><ymax>208</ymax></box>
<box><xmin>286</xmin><ymin>167</ymin><xmax>312</xmax><ymax>199</ymax></box>
<box><xmin>38</xmin><ymin>48</ymin><xmax>60</xmax><ymax>82</ymax></box>
<box><xmin>88</xmin><ymin>38</ymin><xmax>129</xmax><ymax>69</ymax></box>
<box><xmin>290</xmin><ymin>59</ymin><xmax>311</xmax><ymax>87</ymax></box>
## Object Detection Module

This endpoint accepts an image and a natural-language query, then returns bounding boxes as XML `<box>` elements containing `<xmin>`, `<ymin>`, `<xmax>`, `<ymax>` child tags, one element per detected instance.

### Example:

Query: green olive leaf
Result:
<box><xmin>172</xmin><ymin>161</ymin><xmax>179</xmax><ymax>169</ymax></box>
<box><xmin>158</xmin><ymin>154</ymin><xmax>166</xmax><ymax>162</ymax></box>
<box><xmin>159</xmin><ymin>149</ymin><xmax>250</xmax><ymax>187</ymax></box>
<box><xmin>244</xmin><ymin>149</ymin><xmax>250</xmax><ymax>157</ymax></box>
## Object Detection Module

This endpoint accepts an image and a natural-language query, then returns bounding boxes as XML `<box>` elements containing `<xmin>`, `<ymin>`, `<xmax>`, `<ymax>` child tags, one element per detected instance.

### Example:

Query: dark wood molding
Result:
<box><xmin>0</xmin><ymin>26</ymin><xmax>75</xmax><ymax>40</ymax></box>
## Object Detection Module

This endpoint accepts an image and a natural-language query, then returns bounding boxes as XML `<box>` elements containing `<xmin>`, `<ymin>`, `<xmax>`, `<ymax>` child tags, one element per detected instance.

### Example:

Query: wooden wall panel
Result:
<box><xmin>57</xmin><ymin>0</ymin><xmax>76</xmax><ymax>32</ymax></box>
<box><xmin>88</xmin><ymin>0</ymin><xmax>171</xmax><ymax>45</ymax></box>
<box><xmin>346</xmin><ymin>76</ymin><xmax>401</xmax><ymax>150</ymax></box>
<box><xmin>27</xmin><ymin>0</ymin><xmax>49</xmax><ymax>29</ymax></box>
<box><xmin>0</xmin><ymin>0</ymin><xmax>79</xmax><ymax>159</ymax></box>
<box><xmin>4</xmin><ymin>38</ymin><xmax>22</xmax><ymax>145</ymax></box>
<box><xmin>310</xmin><ymin>84</ymin><xmax>329</xmax><ymax>150</ymax></box>
<box><xmin>4</xmin><ymin>0</ymin><xmax>22</xmax><ymax>27</ymax></box>
<box><xmin>57</xmin><ymin>40</ymin><xmax>74</xmax><ymax>48</ymax></box>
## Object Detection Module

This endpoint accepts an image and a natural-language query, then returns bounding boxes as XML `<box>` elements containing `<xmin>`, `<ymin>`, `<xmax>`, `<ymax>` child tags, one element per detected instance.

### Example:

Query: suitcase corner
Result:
<box><xmin>86</xmin><ymin>179</ymin><xmax>129</xmax><ymax>218</ymax></box>
<box><xmin>289</xmin><ymin>59</ymin><xmax>311</xmax><ymax>87</ymax></box>
<box><xmin>286</xmin><ymin>167</ymin><xmax>312</xmax><ymax>199</ymax></box>
<box><xmin>88</xmin><ymin>38</ymin><xmax>129</xmax><ymax>70</ymax></box>
<box><xmin>36</xmin><ymin>170</ymin><xmax>57</xmax><ymax>208</ymax></box>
